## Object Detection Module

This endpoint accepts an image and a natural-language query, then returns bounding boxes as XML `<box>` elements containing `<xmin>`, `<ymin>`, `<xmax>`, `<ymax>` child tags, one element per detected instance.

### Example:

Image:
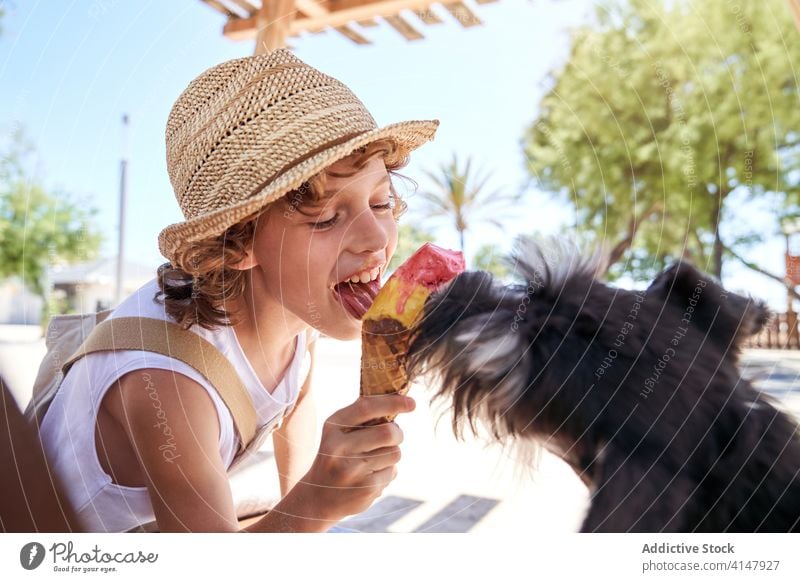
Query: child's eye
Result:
<box><xmin>311</xmin><ymin>214</ymin><xmax>338</xmax><ymax>230</ymax></box>
<box><xmin>311</xmin><ymin>201</ymin><xmax>393</xmax><ymax>230</ymax></box>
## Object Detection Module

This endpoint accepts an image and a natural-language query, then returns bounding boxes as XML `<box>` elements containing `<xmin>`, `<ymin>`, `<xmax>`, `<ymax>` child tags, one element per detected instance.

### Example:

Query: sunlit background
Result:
<box><xmin>2</xmin><ymin>0</ymin><xmax>798</xmax><ymax>327</ymax></box>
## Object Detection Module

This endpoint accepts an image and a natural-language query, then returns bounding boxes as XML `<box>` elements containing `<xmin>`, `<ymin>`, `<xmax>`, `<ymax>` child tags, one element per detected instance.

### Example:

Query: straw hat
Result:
<box><xmin>158</xmin><ymin>48</ymin><xmax>439</xmax><ymax>263</ymax></box>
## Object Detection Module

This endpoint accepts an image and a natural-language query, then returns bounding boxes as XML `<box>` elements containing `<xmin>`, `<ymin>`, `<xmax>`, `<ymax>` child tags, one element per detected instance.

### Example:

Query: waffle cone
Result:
<box><xmin>360</xmin><ymin>317</ymin><xmax>412</xmax><ymax>425</ymax></box>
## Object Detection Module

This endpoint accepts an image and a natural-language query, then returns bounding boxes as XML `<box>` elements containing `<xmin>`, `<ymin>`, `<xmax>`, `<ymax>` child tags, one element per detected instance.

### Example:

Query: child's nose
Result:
<box><xmin>349</xmin><ymin>208</ymin><xmax>391</xmax><ymax>253</ymax></box>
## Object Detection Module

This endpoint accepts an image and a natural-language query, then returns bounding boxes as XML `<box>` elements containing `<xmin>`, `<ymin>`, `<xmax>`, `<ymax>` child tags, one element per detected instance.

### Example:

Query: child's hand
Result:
<box><xmin>295</xmin><ymin>393</ymin><xmax>416</xmax><ymax>523</ymax></box>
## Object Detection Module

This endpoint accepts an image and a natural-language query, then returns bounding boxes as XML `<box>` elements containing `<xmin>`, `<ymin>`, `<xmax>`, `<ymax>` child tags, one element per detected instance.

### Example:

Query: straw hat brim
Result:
<box><xmin>158</xmin><ymin>119</ymin><xmax>439</xmax><ymax>262</ymax></box>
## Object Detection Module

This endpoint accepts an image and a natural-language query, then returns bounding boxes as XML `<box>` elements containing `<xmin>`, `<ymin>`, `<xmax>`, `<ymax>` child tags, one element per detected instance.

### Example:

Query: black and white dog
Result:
<box><xmin>406</xmin><ymin>237</ymin><xmax>800</xmax><ymax>532</ymax></box>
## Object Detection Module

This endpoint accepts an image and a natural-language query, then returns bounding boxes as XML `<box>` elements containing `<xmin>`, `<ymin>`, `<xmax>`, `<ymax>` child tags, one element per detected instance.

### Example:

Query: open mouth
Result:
<box><xmin>332</xmin><ymin>279</ymin><xmax>381</xmax><ymax>319</ymax></box>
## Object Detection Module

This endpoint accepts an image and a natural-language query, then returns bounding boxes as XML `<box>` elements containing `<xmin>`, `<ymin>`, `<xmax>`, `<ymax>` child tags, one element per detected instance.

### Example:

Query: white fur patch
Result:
<box><xmin>453</xmin><ymin>314</ymin><xmax>530</xmax><ymax>416</ymax></box>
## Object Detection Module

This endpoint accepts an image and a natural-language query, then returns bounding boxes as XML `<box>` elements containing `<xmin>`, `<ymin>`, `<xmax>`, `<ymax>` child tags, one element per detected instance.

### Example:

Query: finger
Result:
<box><xmin>321</xmin><ymin>422</ymin><xmax>403</xmax><ymax>458</ymax></box>
<box><xmin>344</xmin><ymin>422</ymin><xmax>403</xmax><ymax>454</ymax></box>
<box><xmin>369</xmin><ymin>465</ymin><xmax>398</xmax><ymax>489</ymax></box>
<box><xmin>330</xmin><ymin>394</ymin><xmax>415</xmax><ymax>429</ymax></box>
<box><xmin>357</xmin><ymin>446</ymin><xmax>402</xmax><ymax>473</ymax></box>
<box><xmin>331</xmin><ymin>445</ymin><xmax>401</xmax><ymax>475</ymax></box>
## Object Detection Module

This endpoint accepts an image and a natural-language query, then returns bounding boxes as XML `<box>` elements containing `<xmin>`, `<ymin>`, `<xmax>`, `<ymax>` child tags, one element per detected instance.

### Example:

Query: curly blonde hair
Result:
<box><xmin>155</xmin><ymin>138</ymin><xmax>413</xmax><ymax>330</ymax></box>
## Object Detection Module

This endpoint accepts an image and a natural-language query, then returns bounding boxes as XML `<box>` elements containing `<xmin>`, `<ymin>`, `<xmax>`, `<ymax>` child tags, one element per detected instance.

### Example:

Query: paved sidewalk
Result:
<box><xmin>740</xmin><ymin>349</ymin><xmax>800</xmax><ymax>418</ymax></box>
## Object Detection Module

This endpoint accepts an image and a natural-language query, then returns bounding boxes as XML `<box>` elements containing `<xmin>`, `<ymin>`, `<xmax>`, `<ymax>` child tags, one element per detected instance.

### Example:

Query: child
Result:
<box><xmin>38</xmin><ymin>49</ymin><xmax>439</xmax><ymax>532</ymax></box>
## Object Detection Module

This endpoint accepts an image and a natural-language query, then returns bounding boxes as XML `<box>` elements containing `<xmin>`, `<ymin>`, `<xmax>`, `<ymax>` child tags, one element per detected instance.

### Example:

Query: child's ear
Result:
<box><xmin>230</xmin><ymin>249</ymin><xmax>258</xmax><ymax>271</ymax></box>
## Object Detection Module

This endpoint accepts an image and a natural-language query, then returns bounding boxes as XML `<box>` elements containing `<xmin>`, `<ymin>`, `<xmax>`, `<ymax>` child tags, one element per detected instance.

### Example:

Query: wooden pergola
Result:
<box><xmin>200</xmin><ymin>0</ymin><xmax>499</xmax><ymax>53</ymax></box>
<box><xmin>200</xmin><ymin>1</ymin><xmax>800</xmax><ymax>54</ymax></box>
<box><xmin>791</xmin><ymin>0</ymin><xmax>800</xmax><ymax>31</ymax></box>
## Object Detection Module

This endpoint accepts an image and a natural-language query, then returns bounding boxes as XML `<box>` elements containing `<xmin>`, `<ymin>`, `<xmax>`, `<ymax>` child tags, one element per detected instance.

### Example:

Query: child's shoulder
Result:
<box><xmin>109</xmin><ymin>278</ymin><xmax>167</xmax><ymax>320</ymax></box>
<box><xmin>105</xmin><ymin>277</ymin><xmax>230</xmax><ymax>352</ymax></box>
<box><xmin>110</xmin><ymin>279</ymin><xmax>218</xmax><ymax>337</ymax></box>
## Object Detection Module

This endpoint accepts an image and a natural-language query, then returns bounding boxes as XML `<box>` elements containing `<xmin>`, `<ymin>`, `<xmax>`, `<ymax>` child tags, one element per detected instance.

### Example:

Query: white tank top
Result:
<box><xmin>38</xmin><ymin>278</ymin><xmax>318</xmax><ymax>532</ymax></box>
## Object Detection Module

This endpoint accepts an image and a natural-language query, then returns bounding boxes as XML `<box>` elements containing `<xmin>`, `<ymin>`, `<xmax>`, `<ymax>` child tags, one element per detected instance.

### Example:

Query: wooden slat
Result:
<box><xmin>474</xmin><ymin>0</ymin><xmax>498</xmax><ymax>4</ymax></box>
<box><xmin>296</xmin><ymin>0</ymin><xmax>373</xmax><ymax>45</ymax></box>
<box><xmin>789</xmin><ymin>0</ymin><xmax>800</xmax><ymax>32</ymax></box>
<box><xmin>225</xmin><ymin>0</ymin><xmax>370</xmax><ymax>46</ymax></box>
<box><xmin>384</xmin><ymin>14</ymin><xmax>424</xmax><ymax>40</ymax></box>
<box><xmin>295</xmin><ymin>0</ymin><xmax>328</xmax><ymax>17</ymax></box>
<box><xmin>412</xmin><ymin>8</ymin><xmax>444</xmax><ymax>25</ymax></box>
<box><xmin>220</xmin><ymin>18</ymin><xmax>250</xmax><ymax>39</ymax></box>
<box><xmin>327</xmin><ymin>0</ymin><xmax>414</xmax><ymax>10</ymax></box>
<box><xmin>254</xmin><ymin>0</ymin><xmax>295</xmax><ymax>53</ymax></box>
<box><xmin>224</xmin><ymin>0</ymin><xmax>492</xmax><ymax>38</ymax></box>
<box><xmin>293</xmin><ymin>0</ymin><xmax>448</xmax><ymax>33</ymax></box>
<box><xmin>444</xmin><ymin>1</ymin><xmax>481</xmax><ymax>28</ymax></box>
<box><xmin>227</xmin><ymin>0</ymin><xmax>258</xmax><ymax>16</ymax></box>
<box><xmin>745</xmin><ymin>311</ymin><xmax>800</xmax><ymax>349</ymax></box>
<box><xmin>356</xmin><ymin>18</ymin><xmax>380</xmax><ymax>27</ymax></box>
<box><xmin>201</xmin><ymin>0</ymin><xmax>237</xmax><ymax>18</ymax></box>
<box><xmin>225</xmin><ymin>0</ymin><xmax>457</xmax><ymax>37</ymax></box>
<box><xmin>334</xmin><ymin>25</ymin><xmax>372</xmax><ymax>43</ymax></box>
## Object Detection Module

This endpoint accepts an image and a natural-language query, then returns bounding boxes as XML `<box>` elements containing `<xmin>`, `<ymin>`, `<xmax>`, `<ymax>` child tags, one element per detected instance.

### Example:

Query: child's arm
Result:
<box><xmin>108</xmin><ymin>367</ymin><xmax>414</xmax><ymax>532</ymax></box>
<box><xmin>108</xmin><ymin>367</ymin><xmax>335</xmax><ymax>532</ymax></box>
<box><xmin>107</xmin><ymin>369</ymin><xmax>239</xmax><ymax>532</ymax></box>
<box><xmin>272</xmin><ymin>338</ymin><xmax>318</xmax><ymax>498</ymax></box>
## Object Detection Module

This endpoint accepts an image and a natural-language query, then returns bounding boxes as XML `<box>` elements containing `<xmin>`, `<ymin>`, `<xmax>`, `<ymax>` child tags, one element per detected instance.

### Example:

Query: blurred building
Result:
<box><xmin>0</xmin><ymin>258</ymin><xmax>157</xmax><ymax>325</ymax></box>
<box><xmin>0</xmin><ymin>278</ymin><xmax>43</xmax><ymax>325</ymax></box>
<box><xmin>49</xmin><ymin>257</ymin><xmax>156</xmax><ymax>314</ymax></box>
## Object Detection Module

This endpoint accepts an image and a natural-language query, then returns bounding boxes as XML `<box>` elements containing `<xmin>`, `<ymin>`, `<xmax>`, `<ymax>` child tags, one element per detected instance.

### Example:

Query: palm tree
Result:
<box><xmin>417</xmin><ymin>154</ymin><xmax>519</xmax><ymax>257</ymax></box>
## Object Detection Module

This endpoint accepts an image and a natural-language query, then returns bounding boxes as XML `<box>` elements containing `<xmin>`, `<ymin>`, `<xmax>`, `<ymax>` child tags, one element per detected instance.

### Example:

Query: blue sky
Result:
<box><xmin>0</xmin><ymin>0</ymin><xmax>791</xmax><ymax>309</ymax></box>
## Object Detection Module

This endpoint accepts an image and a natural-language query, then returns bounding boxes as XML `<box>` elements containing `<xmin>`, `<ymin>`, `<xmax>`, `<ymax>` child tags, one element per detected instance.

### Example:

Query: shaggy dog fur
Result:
<box><xmin>406</xmin><ymin>237</ymin><xmax>800</xmax><ymax>532</ymax></box>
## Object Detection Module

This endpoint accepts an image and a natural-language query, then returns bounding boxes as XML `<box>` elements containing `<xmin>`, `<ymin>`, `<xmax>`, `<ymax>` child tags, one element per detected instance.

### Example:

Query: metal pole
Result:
<box><xmin>115</xmin><ymin>114</ymin><xmax>129</xmax><ymax>307</ymax></box>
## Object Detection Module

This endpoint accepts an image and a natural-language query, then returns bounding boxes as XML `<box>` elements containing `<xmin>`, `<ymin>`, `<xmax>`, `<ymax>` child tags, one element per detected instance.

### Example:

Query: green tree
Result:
<box><xmin>524</xmin><ymin>0</ymin><xmax>800</xmax><ymax>281</ymax></box>
<box><xmin>388</xmin><ymin>222</ymin><xmax>437</xmax><ymax>274</ymax></box>
<box><xmin>0</xmin><ymin>129</ymin><xmax>103</xmax><ymax>324</ymax></box>
<box><xmin>473</xmin><ymin>242</ymin><xmax>512</xmax><ymax>280</ymax></box>
<box><xmin>416</xmin><ymin>154</ymin><xmax>519</xmax><ymax>258</ymax></box>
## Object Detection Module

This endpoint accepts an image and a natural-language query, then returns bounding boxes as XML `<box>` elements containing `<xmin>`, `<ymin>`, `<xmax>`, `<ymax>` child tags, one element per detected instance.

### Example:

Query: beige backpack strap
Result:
<box><xmin>305</xmin><ymin>326</ymin><xmax>317</xmax><ymax>347</ymax></box>
<box><xmin>276</xmin><ymin>327</ymin><xmax>318</xmax><ymax>427</ymax></box>
<box><xmin>62</xmin><ymin>317</ymin><xmax>257</xmax><ymax>452</ymax></box>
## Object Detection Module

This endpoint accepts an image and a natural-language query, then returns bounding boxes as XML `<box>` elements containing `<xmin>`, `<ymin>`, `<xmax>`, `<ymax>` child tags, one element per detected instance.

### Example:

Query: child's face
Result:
<box><xmin>247</xmin><ymin>155</ymin><xmax>398</xmax><ymax>340</ymax></box>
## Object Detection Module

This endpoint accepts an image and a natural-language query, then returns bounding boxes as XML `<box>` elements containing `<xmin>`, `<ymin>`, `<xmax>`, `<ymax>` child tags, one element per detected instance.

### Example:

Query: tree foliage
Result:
<box><xmin>0</xmin><ymin>129</ymin><xmax>103</xmax><ymax>299</ymax></box>
<box><xmin>473</xmin><ymin>242</ymin><xmax>512</xmax><ymax>280</ymax></box>
<box><xmin>524</xmin><ymin>0</ymin><xmax>800</xmax><ymax>280</ymax></box>
<box><xmin>388</xmin><ymin>222</ymin><xmax>437</xmax><ymax>274</ymax></box>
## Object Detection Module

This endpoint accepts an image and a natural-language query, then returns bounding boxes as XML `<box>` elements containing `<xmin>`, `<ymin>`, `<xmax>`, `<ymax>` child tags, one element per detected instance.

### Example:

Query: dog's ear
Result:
<box><xmin>646</xmin><ymin>262</ymin><xmax>710</xmax><ymax>313</ymax></box>
<box><xmin>647</xmin><ymin>261</ymin><xmax>769</xmax><ymax>348</ymax></box>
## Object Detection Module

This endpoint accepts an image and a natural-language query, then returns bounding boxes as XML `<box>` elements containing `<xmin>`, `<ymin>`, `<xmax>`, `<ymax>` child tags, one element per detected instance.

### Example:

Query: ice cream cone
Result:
<box><xmin>358</xmin><ymin>243</ymin><xmax>465</xmax><ymax>425</ymax></box>
<box><xmin>360</xmin><ymin>318</ymin><xmax>413</xmax><ymax>425</ymax></box>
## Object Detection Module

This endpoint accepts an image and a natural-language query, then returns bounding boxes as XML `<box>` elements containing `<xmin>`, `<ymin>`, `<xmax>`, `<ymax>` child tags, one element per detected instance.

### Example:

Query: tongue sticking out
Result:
<box><xmin>334</xmin><ymin>279</ymin><xmax>381</xmax><ymax>319</ymax></box>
